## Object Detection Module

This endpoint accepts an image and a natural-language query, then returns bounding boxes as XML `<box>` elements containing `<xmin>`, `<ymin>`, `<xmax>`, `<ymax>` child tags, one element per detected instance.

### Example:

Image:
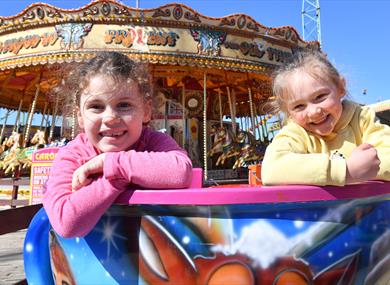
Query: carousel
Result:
<box><xmin>0</xmin><ymin>0</ymin><xmax>318</xmax><ymax>186</ymax></box>
<box><xmin>2</xmin><ymin>2</ymin><xmax>390</xmax><ymax>285</ymax></box>
<box><xmin>369</xmin><ymin>99</ymin><xmax>390</xmax><ymax>125</ymax></box>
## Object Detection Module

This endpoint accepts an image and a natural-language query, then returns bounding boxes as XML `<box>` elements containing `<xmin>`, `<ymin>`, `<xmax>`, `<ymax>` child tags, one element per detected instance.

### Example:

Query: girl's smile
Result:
<box><xmin>77</xmin><ymin>75</ymin><xmax>151</xmax><ymax>153</ymax></box>
<box><xmin>310</xmin><ymin>114</ymin><xmax>329</xmax><ymax>126</ymax></box>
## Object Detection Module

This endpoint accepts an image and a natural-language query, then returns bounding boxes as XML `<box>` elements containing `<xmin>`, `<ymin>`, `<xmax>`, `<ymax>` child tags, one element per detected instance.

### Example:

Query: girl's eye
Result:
<box><xmin>292</xmin><ymin>104</ymin><xmax>305</xmax><ymax>111</ymax></box>
<box><xmin>86</xmin><ymin>103</ymin><xmax>104</xmax><ymax>111</ymax></box>
<box><xmin>315</xmin><ymin>93</ymin><xmax>328</xmax><ymax>102</ymax></box>
<box><xmin>117</xmin><ymin>102</ymin><xmax>133</xmax><ymax>110</ymax></box>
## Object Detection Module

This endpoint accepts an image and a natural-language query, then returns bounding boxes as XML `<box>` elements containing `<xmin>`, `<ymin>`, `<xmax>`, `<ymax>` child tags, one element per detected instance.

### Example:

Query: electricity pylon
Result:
<box><xmin>302</xmin><ymin>0</ymin><xmax>322</xmax><ymax>46</ymax></box>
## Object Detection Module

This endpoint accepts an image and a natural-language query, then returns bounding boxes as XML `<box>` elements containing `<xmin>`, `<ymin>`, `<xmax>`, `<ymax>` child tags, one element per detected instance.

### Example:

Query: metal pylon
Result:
<box><xmin>302</xmin><ymin>0</ymin><xmax>322</xmax><ymax>46</ymax></box>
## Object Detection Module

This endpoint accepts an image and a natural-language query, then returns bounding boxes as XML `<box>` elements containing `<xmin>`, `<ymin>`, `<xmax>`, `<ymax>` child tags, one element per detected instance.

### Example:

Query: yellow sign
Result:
<box><xmin>29</xmin><ymin>147</ymin><xmax>59</xmax><ymax>205</ymax></box>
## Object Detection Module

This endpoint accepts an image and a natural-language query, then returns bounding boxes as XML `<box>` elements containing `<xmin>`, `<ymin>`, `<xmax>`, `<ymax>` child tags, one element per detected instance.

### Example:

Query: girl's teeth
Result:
<box><xmin>102</xmin><ymin>131</ymin><xmax>124</xmax><ymax>137</ymax></box>
<box><xmin>312</xmin><ymin>115</ymin><xmax>328</xmax><ymax>125</ymax></box>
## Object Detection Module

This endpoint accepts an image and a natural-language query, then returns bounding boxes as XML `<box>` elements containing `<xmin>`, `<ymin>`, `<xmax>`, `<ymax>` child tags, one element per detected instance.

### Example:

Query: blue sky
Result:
<box><xmin>1</xmin><ymin>0</ymin><xmax>389</xmax><ymax>105</ymax></box>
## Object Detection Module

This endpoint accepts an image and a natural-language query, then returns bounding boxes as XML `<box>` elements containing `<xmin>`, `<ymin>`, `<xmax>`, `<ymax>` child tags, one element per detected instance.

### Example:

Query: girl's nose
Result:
<box><xmin>308</xmin><ymin>106</ymin><xmax>322</xmax><ymax>117</ymax></box>
<box><xmin>102</xmin><ymin>107</ymin><xmax>120</xmax><ymax>124</ymax></box>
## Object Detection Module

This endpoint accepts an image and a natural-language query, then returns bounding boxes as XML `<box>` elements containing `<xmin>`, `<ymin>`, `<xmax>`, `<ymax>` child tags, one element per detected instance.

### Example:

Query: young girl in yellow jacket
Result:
<box><xmin>261</xmin><ymin>50</ymin><xmax>390</xmax><ymax>186</ymax></box>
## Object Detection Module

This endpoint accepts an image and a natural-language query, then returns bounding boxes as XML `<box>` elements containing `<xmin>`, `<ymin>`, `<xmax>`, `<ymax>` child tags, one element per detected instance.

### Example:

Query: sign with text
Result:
<box><xmin>29</xmin><ymin>147</ymin><xmax>59</xmax><ymax>205</ymax></box>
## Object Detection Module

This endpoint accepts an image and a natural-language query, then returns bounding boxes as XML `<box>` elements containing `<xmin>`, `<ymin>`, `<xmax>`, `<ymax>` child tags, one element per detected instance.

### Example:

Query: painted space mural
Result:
<box><xmin>25</xmin><ymin>195</ymin><xmax>390</xmax><ymax>285</ymax></box>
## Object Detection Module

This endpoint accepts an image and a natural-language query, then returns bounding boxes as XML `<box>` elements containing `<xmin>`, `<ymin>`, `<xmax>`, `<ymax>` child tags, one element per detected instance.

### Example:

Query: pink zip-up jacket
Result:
<box><xmin>43</xmin><ymin>127</ymin><xmax>192</xmax><ymax>237</ymax></box>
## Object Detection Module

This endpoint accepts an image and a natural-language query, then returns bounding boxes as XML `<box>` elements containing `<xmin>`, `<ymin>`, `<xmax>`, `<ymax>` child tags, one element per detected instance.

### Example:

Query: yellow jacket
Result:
<box><xmin>261</xmin><ymin>100</ymin><xmax>390</xmax><ymax>186</ymax></box>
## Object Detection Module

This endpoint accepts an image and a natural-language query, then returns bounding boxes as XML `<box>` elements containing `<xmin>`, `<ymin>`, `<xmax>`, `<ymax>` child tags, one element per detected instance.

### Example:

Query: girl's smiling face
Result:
<box><xmin>284</xmin><ymin>70</ymin><xmax>345</xmax><ymax>137</ymax></box>
<box><xmin>77</xmin><ymin>74</ymin><xmax>151</xmax><ymax>153</ymax></box>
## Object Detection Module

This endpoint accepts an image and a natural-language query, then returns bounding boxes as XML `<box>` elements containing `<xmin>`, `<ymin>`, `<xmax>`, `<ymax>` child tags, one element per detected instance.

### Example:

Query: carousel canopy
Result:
<box><xmin>0</xmin><ymin>0</ymin><xmax>318</xmax><ymax>116</ymax></box>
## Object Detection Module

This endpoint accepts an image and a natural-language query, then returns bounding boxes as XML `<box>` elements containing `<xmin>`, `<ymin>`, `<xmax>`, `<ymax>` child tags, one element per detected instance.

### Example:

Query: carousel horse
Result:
<box><xmin>5</xmin><ymin>131</ymin><xmax>21</xmax><ymax>151</ymax></box>
<box><xmin>232</xmin><ymin>131</ymin><xmax>266</xmax><ymax>169</ymax></box>
<box><xmin>208</xmin><ymin>126</ymin><xmax>238</xmax><ymax>165</ymax></box>
<box><xmin>208</xmin><ymin>125</ymin><xmax>229</xmax><ymax>157</ymax></box>
<box><xmin>0</xmin><ymin>137</ymin><xmax>8</xmax><ymax>155</ymax></box>
<box><xmin>236</xmin><ymin>130</ymin><xmax>257</xmax><ymax>145</ymax></box>
<box><xmin>0</xmin><ymin>130</ymin><xmax>48</xmax><ymax>174</ymax></box>
<box><xmin>233</xmin><ymin>144</ymin><xmax>264</xmax><ymax>169</ymax></box>
<box><xmin>17</xmin><ymin>130</ymin><xmax>48</xmax><ymax>170</ymax></box>
<box><xmin>30</xmin><ymin>129</ymin><xmax>46</xmax><ymax>148</ymax></box>
<box><xmin>215</xmin><ymin>131</ymin><xmax>241</xmax><ymax>166</ymax></box>
<box><xmin>47</xmin><ymin>137</ymin><xmax>69</xmax><ymax>148</ymax></box>
<box><xmin>0</xmin><ymin>132</ymin><xmax>22</xmax><ymax>174</ymax></box>
<box><xmin>0</xmin><ymin>132</ymin><xmax>15</xmax><ymax>156</ymax></box>
<box><xmin>1</xmin><ymin>152</ymin><xmax>19</xmax><ymax>174</ymax></box>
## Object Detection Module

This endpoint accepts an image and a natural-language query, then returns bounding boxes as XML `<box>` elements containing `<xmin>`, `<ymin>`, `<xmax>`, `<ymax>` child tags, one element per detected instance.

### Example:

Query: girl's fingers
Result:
<box><xmin>72</xmin><ymin>175</ymin><xmax>91</xmax><ymax>191</ymax></box>
<box><xmin>358</xmin><ymin>143</ymin><xmax>373</xmax><ymax>150</ymax></box>
<box><xmin>71</xmin><ymin>154</ymin><xmax>105</xmax><ymax>191</ymax></box>
<box><xmin>72</xmin><ymin>173</ymin><xmax>91</xmax><ymax>191</ymax></box>
<box><xmin>72</xmin><ymin>174</ymin><xmax>81</xmax><ymax>191</ymax></box>
<box><xmin>72</xmin><ymin>167</ymin><xmax>88</xmax><ymax>191</ymax></box>
<box><xmin>79</xmin><ymin>178</ymin><xmax>91</xmax><ymax>188</ymax></box>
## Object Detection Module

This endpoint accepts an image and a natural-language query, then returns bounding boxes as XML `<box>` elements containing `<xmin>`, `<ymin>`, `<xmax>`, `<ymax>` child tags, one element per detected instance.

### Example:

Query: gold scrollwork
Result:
<box><xmin>152</xmin><ymin>8</ymin><xmax>171</xmax><ymax>18</ymax></box>
<box><xmin>185</xmin><ymin>91</ymin><xmax>203</xmax><ymax>117</ymax></box>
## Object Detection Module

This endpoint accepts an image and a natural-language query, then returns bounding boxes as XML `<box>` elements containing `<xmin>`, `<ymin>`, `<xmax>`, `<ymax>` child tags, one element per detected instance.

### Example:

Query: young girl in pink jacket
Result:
<box><xmin>43</xmin><ymin>52</ymin><xmax>193</xmax><ymax>237</ymax></box>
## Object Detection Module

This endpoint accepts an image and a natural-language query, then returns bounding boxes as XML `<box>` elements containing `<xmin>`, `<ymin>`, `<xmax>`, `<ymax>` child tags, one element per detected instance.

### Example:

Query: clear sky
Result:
<box><xmin>1</xmin><ymin>0</ymin><xmax>389</xmax><ymax>105</ymax></box>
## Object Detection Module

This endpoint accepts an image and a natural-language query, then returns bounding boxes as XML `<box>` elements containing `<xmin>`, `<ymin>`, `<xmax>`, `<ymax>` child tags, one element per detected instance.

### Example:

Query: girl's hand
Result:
<box><xmin>72</xmin><ymin>153</ymin><xmax>106</xmax><ymax>191</ymax></box>
<box><xmin>346</xmin><ymin>143</ymin><xmax>380</xmax><ymax>184</ymax></box>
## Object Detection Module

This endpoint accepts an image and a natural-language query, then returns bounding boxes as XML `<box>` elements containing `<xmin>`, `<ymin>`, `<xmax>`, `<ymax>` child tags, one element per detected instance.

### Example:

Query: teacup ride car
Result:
<box><xmin>24</xmin><ymin>168</ymin><xmax>390</xmax><ymax>285</ymax></box>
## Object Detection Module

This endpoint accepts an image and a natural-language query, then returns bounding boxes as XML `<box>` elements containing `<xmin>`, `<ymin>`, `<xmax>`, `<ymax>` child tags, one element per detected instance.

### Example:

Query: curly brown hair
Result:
<box><xmin>51</xmin><ymin>51</ymin><xmax>153</xmax><ymax>135</ymax></box>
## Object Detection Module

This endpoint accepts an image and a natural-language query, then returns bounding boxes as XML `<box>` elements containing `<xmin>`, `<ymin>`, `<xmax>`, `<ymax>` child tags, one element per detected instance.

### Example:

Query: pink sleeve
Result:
<box><xmin>43</xmin><ymin>130</ymin><xmax>192</xmax><ymax>238</ymax></box>
<box><xmin>43</xmin><ymin>148</ymin><xmax>127</xmax><ymax>237</ymax></box>
<box><xmin>104</xmin><ymin>131</ymin><xmax>193</xmax><ymax>188</ymax></box>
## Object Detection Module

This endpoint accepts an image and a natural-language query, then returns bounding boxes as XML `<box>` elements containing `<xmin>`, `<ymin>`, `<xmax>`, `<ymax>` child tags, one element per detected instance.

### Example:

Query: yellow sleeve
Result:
<box><xmin>261</xmin><ymin>124</ymin><xmax>346</xmax><ymax>186</ymax></box>
<box><xmin>360</xmin><ymin>107</ymin><xmax>390</xmax><ymax>181</ymax></box>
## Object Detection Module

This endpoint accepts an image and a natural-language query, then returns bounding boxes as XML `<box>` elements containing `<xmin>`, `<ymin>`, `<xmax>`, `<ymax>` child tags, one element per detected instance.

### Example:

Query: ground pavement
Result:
<box><xmin>0</xmin><ymin>229</ymin><xmax>26</xmax><ymax>284</ymax></box>
<box><xmin>0</xmin><ymin>190</ymin><xmax>30</xmax><ymax>284</ymax></box>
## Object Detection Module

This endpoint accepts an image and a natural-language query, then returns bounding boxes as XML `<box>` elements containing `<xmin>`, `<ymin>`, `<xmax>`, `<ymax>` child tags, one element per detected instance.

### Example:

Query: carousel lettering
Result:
<box><xmin>0</xmin><ymin>32</ymin><xmax>58</xmax><ymax>55</ymax></box>
<box><xmin>41</xmin><ymin>32</ymin><xmax>58</xmax><ymax>47</ymax></box>
<box><xmin>33</xmin><ymin>166</ymin><xmax>51</xmax><ymax>174</ymax></box>
<box><xmin>105</xmin><ymin>28</ymin><xmax>178</xmax><ymax>48</ymax></box>
<box><xmin>0</xmin><ymin>35</ymin><xmax>40</xmax><ymax>54</ymax></box>
<box><xmin>266</xmin><ymin>47</ymin><xmax>291</xmax><ymax>63</ymax></box>
<box><xmin>239</xmin><ymin>42</ymin><xmax>265</xmax><ymax>58</ymax></box>
<box><xmin>34</xmin><ymin>152</ymin><xmax>56</xmax><ymax>161</ymax></box>
<box><xmin>104</xmin><ymin>29</ymin><xmax>136</xmax><ymax>48</ymax></box>
<box><xmin>224</xmin><ymin>41</ymin><xmax>265</xmax><ymax>59</ymax></box>
<box><xmin>147</xmin><ymin>32</ymin><xmax>178</xmax><ymax>47</ymax></box>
